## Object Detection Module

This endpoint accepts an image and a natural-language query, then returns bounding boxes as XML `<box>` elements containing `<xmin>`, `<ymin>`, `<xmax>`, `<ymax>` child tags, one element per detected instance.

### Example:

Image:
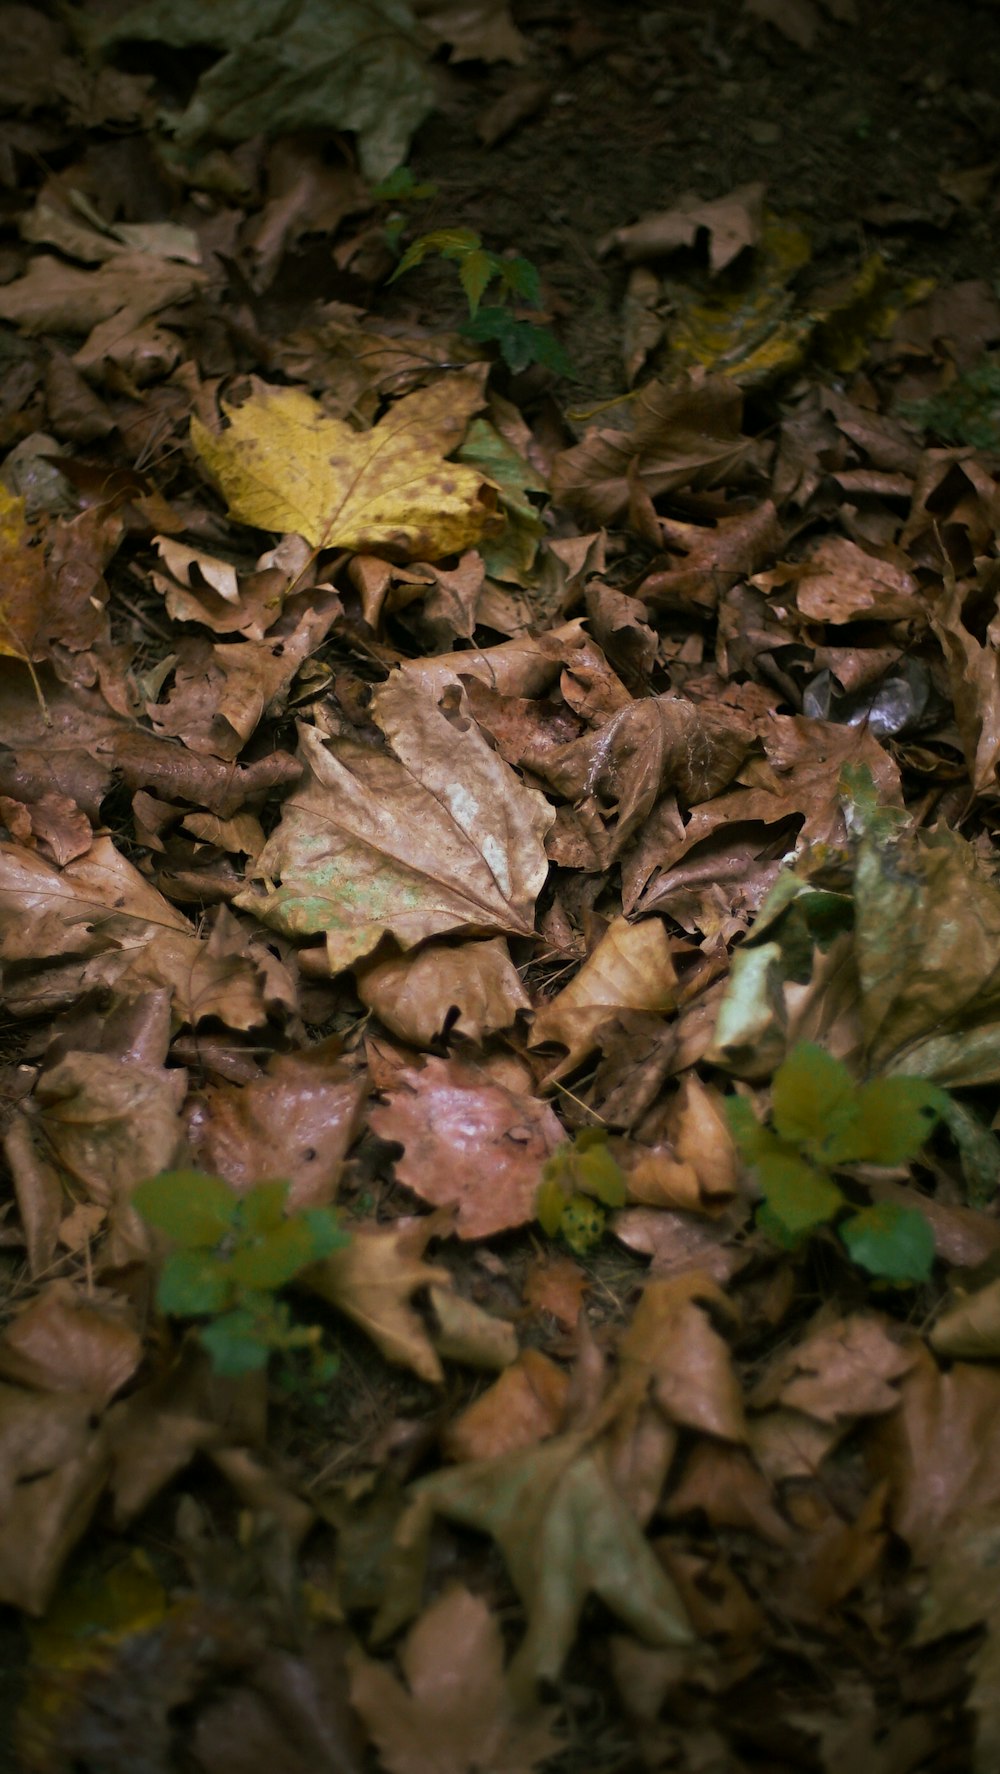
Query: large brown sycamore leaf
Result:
<box><xmin>350</xmin><ymin>1584</ymin><xmax>559</xmax><ymax>1774</ymax></box>
<box><xmin>377</xmin><ymin>1432</ymin><xmax>694</xmax><ymax>1696</ymax></box>
<box><xmin>235</xmin><ymin>676</ymin><xmax>554</xmax><ymax>972</ymax></box>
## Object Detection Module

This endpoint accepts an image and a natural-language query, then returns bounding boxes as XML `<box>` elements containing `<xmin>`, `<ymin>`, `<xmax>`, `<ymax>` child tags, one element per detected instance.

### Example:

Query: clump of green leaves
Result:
<box><xmin>536</xmin><ymin>1129</ymin><xmax>626</xmax><ymax>1255</ymax></box>
<box><xmin>727</xmin><ymin>1043</ymin><xmax>946</xmax><ymax>1284</ymax></box>
<box><xmin>897</xmin><ymin>357</ymin><xmax>1000</xmax><ymax>451</ymax></box>
<box><xmin>133</xmin><ymin>1169</ymin><xmax>347</xmax><ymax>1379</ymax></box>
<box><xmin>387</xmin><ymin>224</ymin><xmax>572</xmax><ymax>376</ymax></box>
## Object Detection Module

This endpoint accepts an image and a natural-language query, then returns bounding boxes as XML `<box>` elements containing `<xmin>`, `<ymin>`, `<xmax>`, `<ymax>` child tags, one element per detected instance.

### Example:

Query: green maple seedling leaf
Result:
<box><xmin>227</xmin><ymin>1211</ymin><xmax>341</xmax><ymax>1290</ymax></box>
<box><xmin>158</xmin><ymin>1249</ymin><xmax>231</xmax><ymax>1317</ymax></box>
<box><xmin>200</xmin><ymin>1307</ymin><xmax>271</xmax><ymax>1377</ymax></box>
<box><xmin>840</xmin><ymin>1201</ymin><xmax>936</xmax><ymax>1284</ymax></box>
<box><xmin>133</xmin><ymin>1170</ymin><xmax>236</xmax><ymax>1248</ymax></box>
<box><xmin>846</xmin><ymin>1075</ymin><xmax>946</xmax><ymax>1166</ymax></box>
<box><xmin>459</xmin><ymin>247</ymin><xmax>494</xmax><ymax>316</ymax></box>
<box><xmin>756</xmin><ymin>1152</ymin><xmax>845</xmax><ymax>1241</ymax></box>
<box><xmin>771</xmin><ymin>1042</ymin><xmax>857</xmax><ymax>1153</ymax></box>
<box><xmin>237</xmin><ymin>1180</ymin><xmax>289</xmax><ymax>1236</ymax></box>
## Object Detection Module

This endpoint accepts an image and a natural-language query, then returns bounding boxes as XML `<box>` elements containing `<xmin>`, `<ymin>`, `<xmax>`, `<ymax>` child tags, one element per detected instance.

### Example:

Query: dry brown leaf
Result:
<box><xmin>522</xmin><ymin>1254</ymin><xmax>589</xmax><ymax>1330</ymax></box>
<box><xmin>612</xmin><ymin>1204</ymin><xmax>750</xmax><ymax>1287</ymax></box>
<box><xmin>235</xmin><ymin>675</ymin><xmax>553</xmax><ymax>974</ymax></box>
<box><xmin>188</xmin><ymin>1045</ymin><xmax>367</xmax><ymax>1210</ymax></box>
<box><xmin>613</xmin><ymin>1274</ymin><xmax>746</xmax><ymax>1442</ymax></box>
<box><xmin>791</xmin><ymin>535</ymin><xmax>922</xmax><ymax>624</ymax></box>
<box><xmin>443</xmin><ymin>1350</ymin><xmax>569</xmax><ymax>1462</ymax></box>
<box><xmin>0</xmin><ymin>1383</ymin><xmax>110</xmax><ymax>1612</ymax></box>
<box><xmin>600</xmin><ymin>182</ymin><xmax>765</xmax><ymax>274</ymax></box>
<box><xmin>0</xmin><ymin>1284</ymin><xmax>141</xmax><ymax>1406</ymax></box>
<box><xmin>429</xmin><ymin>1285</ymin><xmax>518</xmax><ymax>1372</ymax></box>
<box><xmin>867</xmin><ymin>1343</ymin><xmax>1000</xmax><ymax>1560</ymax></box>
<box><xmin>931</xmin><ymin>1277</ymin><xmax>1000</xmax><ymax>1360</ymax></box>
<box><xmin>550</xmin><ymin>375</ymin><xmax>758</xmax><ymax>527</ymax></box>
<box><xmin>622</xmin><ymin>1076</ymin><xmax>739</xmax><ymax>1211</ymax></box>
<box><xmin>305</xmin><ymin>1216</ymin><xmax>450</xmax><ymax>1384</ymax></box>
<box><xmin>750</xmin><ymin>1313</ymin><xmax>914</xmax><ymax>1422</ymax></box>
<box><xmin>665</xmin><ymin>1442</ymin><xmax>793</xmax><ymax>1544</ymax></box>
<box><xmin>350</xmin><ymin>1584</ymin><xmax>560</xmax><ymax>1774</ymax></box>
<box><xmin>356</xmin><ymin>936</ymin><xmax>529</xmax><ymax>1048</ymax></box>
<box><xmin>370</xmin><ymin>1056</ymin><xmax>564</xmax><ymax>1239</ymax></box>
<box><xmin>529</xmin><ymin>916</ymin><xmax>687</xmax><ymax>1079</ymax></box>
<box><xmin>0</xmin><ymin>251</ymin><xmax>205</xmax><ymax>336</ymax></box>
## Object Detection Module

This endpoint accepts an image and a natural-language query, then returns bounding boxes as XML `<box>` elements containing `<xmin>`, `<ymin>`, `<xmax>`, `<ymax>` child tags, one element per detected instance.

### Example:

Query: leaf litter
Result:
<box><xmin>3</xmin><ymin>2</ymin><xmax>1000</xmax><ymax>1770</ymax></box>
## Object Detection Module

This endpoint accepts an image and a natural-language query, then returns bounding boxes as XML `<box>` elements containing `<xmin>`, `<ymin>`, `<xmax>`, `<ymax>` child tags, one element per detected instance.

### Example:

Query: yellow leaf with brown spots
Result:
<box><xmin>190</xmin><ymin>374</ymin><xmax>504</xmax><ymax>563</ymax></box>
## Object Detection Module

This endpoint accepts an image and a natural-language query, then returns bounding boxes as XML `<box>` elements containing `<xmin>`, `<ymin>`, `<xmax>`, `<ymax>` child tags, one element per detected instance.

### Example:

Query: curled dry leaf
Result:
<box><xmin>0</xmin><ymin>1284</ymin><xmax>142</xmax><ymax>1407</ymax></box>
<box><xmin>751</xmin><ymin>1313</ymin><xmax>914</xmax><ymax>1423</ymax></box>
<box><xmin>356</xmin><ymin>936</ymin><xmax>529</xmax><ymax>1048</ymax></box>
<box><xmin>191</xmin><ymin>374</ymin><xmax>502</xmax><ymax>563</ymax></box>
<box><xmin>530</xmin><ymin>916</ymin><xmax>687</xmax><ymax>1079</ymax></box>
<box><xmin>931</xmin><ymin>1277</ymin><xmax>1000</xmax><ymax>1360</ymax></box>
<box><xmin>867</xmin><ymin>1343</ymin><xmax>1000</xmax><ymax>1561</ymax></box>
<box><xmin>428</xmin><ymin>1285</ymin><xmax>518</xmax><ymax>1373</ymax></box>
<box><xmin>443</xmin><ymin>1350</ymin><xmax>570</xmax><ymax>1463</ymax></box>
<box><xmin>622</xmin><ymin>1075</ymin><xmax>740</xmax><ymax>1212</ymax></box>
<box><xmin>350</xmin><ymin>1583</ymin><xmax>560</xmax><ymax>1774</ymax></box>
<box><xmin>304</xmin><ymin>1215</ymin><xmax>451</xmax><ymax>1384</ymax></box>
<box><xmin>0</xmin><ymin>1384</ymin><xmax>110</xmax><ymax>1612</ymax></box>
<box><xmin>369</xmin><ymin>1055</ymin><xmax>564</xmax><ymax>1239</ymax></box>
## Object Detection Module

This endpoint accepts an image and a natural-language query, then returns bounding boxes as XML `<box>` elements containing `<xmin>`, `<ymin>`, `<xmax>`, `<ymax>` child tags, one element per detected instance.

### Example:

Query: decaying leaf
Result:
<box><xmin>235</xmin><ymin>676</ymin><xmax>553</xmax><ymax>973</ymax></box>
<box><xmin>305</xmin><ymin>1216</ymin><xmax>450</xmax><ymax>1383</ymax></box>
<box><xmin>370</xmin><ymin>1055</ymin><xmax>564</xmax><ymax>1238</ymax></box>
<box><xmin>377</xmin><ymin>1432</ymin><xmax>694</xmax><ymax>1694</ymax></box>
<box><xmin>350</xmin><ymin>1584</ymin><xmax>559</xmax><ymax>1774</ymax></box>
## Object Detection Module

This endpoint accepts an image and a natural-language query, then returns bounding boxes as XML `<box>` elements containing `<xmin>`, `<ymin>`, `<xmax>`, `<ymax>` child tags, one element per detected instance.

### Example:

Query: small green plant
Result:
<box><xmin>727</xmin><ymin>1043</ymin><xmax>946</xmax><ymax>1284</ymax></box>
<box><xmin>133</xmin><ymin>1169</ymin><xmax>348</xmax><ymax>1379</ymax></box>
<box><xmin>387</xmin><ymin>224</ymin><xmax>572</xmax><ymax>376</ymax></box>
<box><xmin>536</xmin><ymin>1128</ymin><xmax>626</xmax><ymax>1255</ymax></box>
<box><xmin>897</xmin><ymin>357</ymin><xmax>1000</xmax><ymax>451</ymax></box>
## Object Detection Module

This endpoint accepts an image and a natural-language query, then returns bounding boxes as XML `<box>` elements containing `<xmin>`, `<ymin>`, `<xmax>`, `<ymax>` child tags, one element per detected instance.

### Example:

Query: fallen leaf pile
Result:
<box><xmin>4</xmin><ymin>4</ymin><xmax>1000</xmax><ymax>1770</ymax></box>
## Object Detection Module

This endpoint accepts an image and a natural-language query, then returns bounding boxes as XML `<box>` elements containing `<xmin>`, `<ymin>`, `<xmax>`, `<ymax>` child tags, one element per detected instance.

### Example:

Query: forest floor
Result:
<box><xmin>3</xmin><ymin>1</ymin><xmax>1000</xmax><ymax>1770</ymax></box>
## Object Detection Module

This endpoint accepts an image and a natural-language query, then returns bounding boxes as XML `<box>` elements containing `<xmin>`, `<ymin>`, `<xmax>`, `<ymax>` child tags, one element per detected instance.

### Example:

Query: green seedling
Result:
<box><xmin>728</xmin><ymin>1043</ymin><xmax>946</xmax><ymax>1284</ymax></box>
<box><xmin>536</xmin><ymin>1128</ymin><xmax>627</xmax><ymax>1255</ymax></box>
<box><xmin>133</xmin><ymin>1168</ymin><xmax>347</xmax><ymax>1379</ymax></box>
<box><xmin>387</xmin><ymin>223</ymin><xmax>572</xmax><ymax>376</ymax></box>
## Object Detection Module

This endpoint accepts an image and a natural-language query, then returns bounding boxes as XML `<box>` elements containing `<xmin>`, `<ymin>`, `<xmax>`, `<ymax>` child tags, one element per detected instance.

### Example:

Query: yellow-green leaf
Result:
<box><xmin>190</xmin><ymin>375</ymin><xmax>503</xmax><ymax>563</ymax></box>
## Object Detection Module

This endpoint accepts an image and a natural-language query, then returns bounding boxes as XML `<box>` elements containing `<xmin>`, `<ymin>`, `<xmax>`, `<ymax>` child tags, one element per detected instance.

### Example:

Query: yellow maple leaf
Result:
<box><xmin>190</xmin><ymin>374</ymin><xmax>504</xmax><ymax>563</ymax></box>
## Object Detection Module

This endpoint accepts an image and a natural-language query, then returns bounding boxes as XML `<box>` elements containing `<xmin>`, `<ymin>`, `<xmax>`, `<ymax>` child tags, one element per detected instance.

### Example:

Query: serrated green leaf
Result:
<box><xmin>200</xmin><ymin>1308</ymin><xmax>271</xmax><ymax>1377</ymax></box>
<box><xmin>228</xmin><ymin>1217</ymin><xmax>324</xmax><ymax>1289</ymax></box>
<box><xmin>756</xmin><ymin>1152</ymin><xmax>844</xmax><ymax>1239</ymax></box>
<box><xmin>772</xmin><ymin>1042</ymin><xmax>857</xmax><ymax>1151</ymax></box>
<box><xmin>840</xmin><ymin>1201</ymin><xmax>935</xmax><ymax>1284</ymax></box>
<box><xmin>238</xmin><ymin>1180</ymin><xmax>289</xmax><ymax>1236</ymax></box>
<box><xmin>536</xmin><ymin>1174</ymin><xmax>567</xmax><ymax>1237</ymax></box>
<box><xmin>726</xmin><ymin>1095</ymin><xmax>792</xmax><ymax>1166</ymax></box>
<box><xmin>301</xmin><ymin>1208</ymin><xmax>349</xmax><ymax>1260</ymax></box>
<box><xmin>574</xmin><ymin>1143</ymin><xmax>626</xmax><ymax>1208</ymax></box>
<box><xmin>460</xmin><ymin>308</ymin><xmax>572</xmax><ymax>376</ymax></box>
<box><xmin>133</xmin><ymin>1170</ymin><xmax>236</xmax><ymax>1248</ymax></box>
<box><xmin>499</xmin><ymin>255</ymin><xmax>542</xmax><ymax>307</ymax></box>
<box><xmin>157</xmin><ymin>1250</ymin><xmax>231</xmax><ymax>1316</ymax></box>
<box><xmin>459</xmin><ymin>248</ymin><xmax>494</xmax><ymax>316</ymax></box>
<box><xmin>845</xmin><ymin>1075</ymin><xmax>945</xmax><ymax>1165</ymax></box>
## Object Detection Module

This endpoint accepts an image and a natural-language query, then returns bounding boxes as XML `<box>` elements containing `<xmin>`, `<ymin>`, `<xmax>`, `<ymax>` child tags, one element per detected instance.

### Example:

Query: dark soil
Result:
<box><xmin>387</xmin><ymin>0</ymin><xmax>1000</xmax><ymax>396</ymax></box>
